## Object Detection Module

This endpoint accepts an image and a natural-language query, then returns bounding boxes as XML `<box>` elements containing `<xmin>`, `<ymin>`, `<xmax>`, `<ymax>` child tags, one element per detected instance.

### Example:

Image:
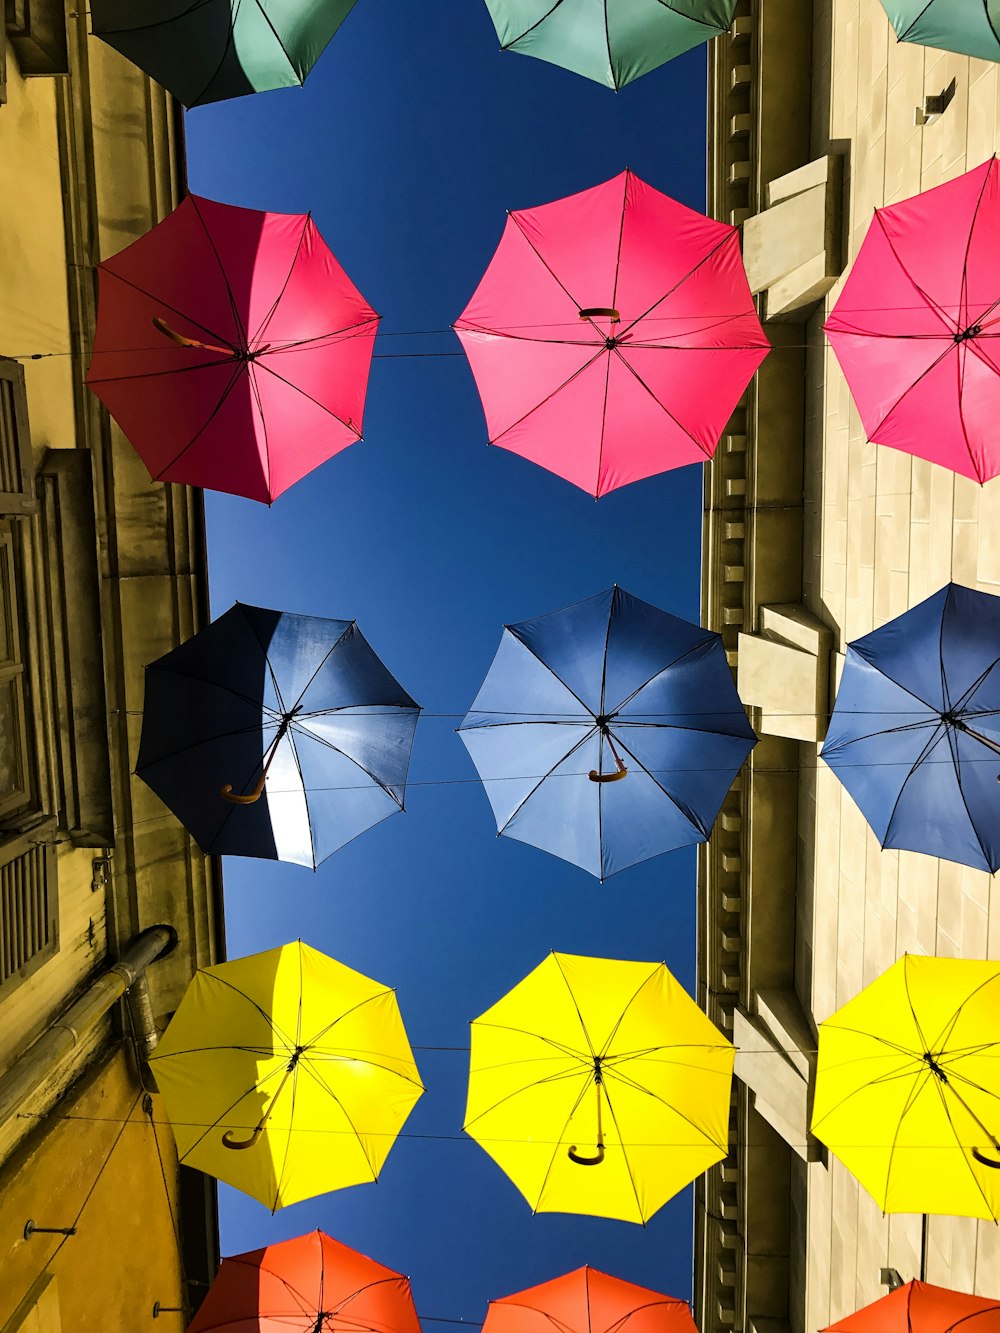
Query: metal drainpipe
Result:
<box><xmin>0</xmin><ymin>924</ymin><xmax>178</xmax><ymax>1126</ymax></box>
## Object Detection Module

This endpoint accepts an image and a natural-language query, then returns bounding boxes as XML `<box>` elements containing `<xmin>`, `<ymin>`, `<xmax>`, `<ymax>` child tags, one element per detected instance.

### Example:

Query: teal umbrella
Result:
<box><xmin>880</xmin><ymin>1</ymin><xmax>1000</xmax><ymax>61</ymax></box>
<box><xmin>483</xmin><ymin>0</ymin><xmax>737</xmax><ymax>89</ymax></box>
<box><xmin>91</xmin><ymin>0</ymin><xmax>358</xmax><ymax>108</ymax></box>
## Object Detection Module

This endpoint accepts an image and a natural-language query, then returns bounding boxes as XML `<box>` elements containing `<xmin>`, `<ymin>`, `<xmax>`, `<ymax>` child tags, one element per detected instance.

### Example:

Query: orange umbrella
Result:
<box><xmin>483</xmin><ymin>1267</ymin><xmax>697</xmax><ymax>1333</ymax></box>
<box><xmin>187</xmin><ymin>1229</ymin><xmax>421</xmax><ymax>1333</ymax></box>
<box><xmin>824</xmin><ymin>1281</ymin><xmax>1000</xmax><ymax>1333</ymax></box>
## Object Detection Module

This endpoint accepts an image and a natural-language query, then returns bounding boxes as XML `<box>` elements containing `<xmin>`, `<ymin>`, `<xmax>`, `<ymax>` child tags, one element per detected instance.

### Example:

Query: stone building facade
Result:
<box><xmin>697</xmin><ymin>4</ymin><xmax>1000</xmax><ymax>1333</ymax></box>
<box><xmin>0</xmin><ymin>5</ymin><xmax>222</xmax><ymax>1328</ymax></box>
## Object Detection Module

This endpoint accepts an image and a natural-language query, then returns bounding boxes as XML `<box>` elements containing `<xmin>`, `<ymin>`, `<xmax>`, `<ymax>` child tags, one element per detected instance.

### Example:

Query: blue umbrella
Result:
<box><xmin>822</xmin><ymin>583</ymin><xmax>1000</xmax><ymax>872</ymax></box>
<box><xmin>457</xmin><ymin>586</ymin><xmax>756</xmax><ymax>879</ymax></box>
<box><xmin>137</xmin><ymin>603</ymin><xmax>420</xmax><ymax>868</ymax></box>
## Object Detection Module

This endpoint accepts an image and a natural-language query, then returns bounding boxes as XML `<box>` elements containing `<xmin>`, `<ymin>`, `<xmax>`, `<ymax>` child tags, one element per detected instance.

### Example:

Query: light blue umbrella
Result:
<box><xmin>880</xmin><ymin>1</ymin><xmax>1000</xmax><ymax>63</ymax></box>
<box><xmin>458</xmin><ymin>587</ymin><xmax>756</xmax><ymax>879</ymax></box>
<box><xmin>822</xmin><ymin>583</ymin><xmax>1000</xmax><ymax>872</ymax></box>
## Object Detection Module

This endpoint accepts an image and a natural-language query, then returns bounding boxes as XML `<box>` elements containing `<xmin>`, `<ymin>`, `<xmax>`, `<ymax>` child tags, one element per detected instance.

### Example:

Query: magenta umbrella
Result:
<box><xmin>454</xmin><ymin>169</ymin><xmax>768</xmax><ymax>498</ymax></box>
<box><xmin>826</xmin><ymin>156</ymin><xmax>1000</xmax><ymax>482</ymax></box>
<box><xmin>87</xmin><ymin>195</ymin><xmax>379</xmax><ymax>504</ymax></box>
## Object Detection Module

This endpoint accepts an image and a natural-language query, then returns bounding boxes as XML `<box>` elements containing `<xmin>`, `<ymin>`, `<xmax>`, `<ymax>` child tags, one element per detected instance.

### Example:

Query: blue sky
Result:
<box><xmin>186</xmin><ymin>1</ymin><xmax>707</xmax><ymax>1322</ymax></box>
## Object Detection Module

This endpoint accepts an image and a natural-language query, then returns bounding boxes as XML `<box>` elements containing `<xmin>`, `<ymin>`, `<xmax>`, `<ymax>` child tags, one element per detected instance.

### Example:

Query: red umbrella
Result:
<box><xmin>187</xmin><ymin>1229</ymin><xmax>421</xmax><ymax>1332</ymax></box>
<box><xmin>824</xmin><ymin>1280</ymin><xmax>1000</xmax><ymax>1333</ymax></box>
<box><xmin>826</xmin><ymin>156</ymin><xmax>1000</xmax><ymax>482</ymax></box>
<box><xmin>455</xmin><ymin>169</ymin><xmax>768</xmax><ymax>498</ymax></box>
<box><xmin>87</xmin><ymin>195</ymin><xmax>379</xmax><ymax>504</ymax></box>
<box><xmin>483</xmin><ymin>1267</ymin><xmax>698</xmax><ymax>1333</ymax></box>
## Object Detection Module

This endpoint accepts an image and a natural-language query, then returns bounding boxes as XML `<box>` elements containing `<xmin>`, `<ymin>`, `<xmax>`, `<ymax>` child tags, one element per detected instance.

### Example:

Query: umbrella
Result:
<box><xmin>87</xmin><ymin>194</ymin><xmax>379</xmax><ymax>504</ymax></box>
<box><xmin>482</xmin><ymin>1</ymin><xmax>738</xmax><ymax>90</ymax></box>
<box><xmin>91</xmin><ymin>0</ymin><xmax>358</xmax><ymax>108</ymax></box>
<box><xmin>483</xmin><ymin>1267</ymin><xmax>698</xmax><ymax>1333</ymax></box>
<box><xmin>188</xmin><ymin>1229</ymin><xmax>422</xmax><ymax>1333</ymax></box>
<box><xmin>136</xmin><ymin>602</ymin><xmax>420</xmax><ymax>868</ymax></box>
<box><xmin>454</xmin><ymin>169</ymin><xmax>768</xmax><ymax>498</ymax></box>
<box><xmin>825</xmin><ymin>157</ymin><xmax>1000</xmax><ymax>482</ymax></box>
<box><xmin>149</xmin><ymin>941</ymin><xmax>424</xmax><ymax>1211</ymax></box>
<box><xmin>811</xmin><ymin>954</ymin><xmax>1000</xmax><ymax>1220</ymax></box>
<box><xmin>457</xmin><ymin>585</ymin><xmax>756</xmax><ymax>879</ymax></box>
<box><xmin>879</xmin><ymin>2</ymin><xmax>1000</xmax><ymax>63</ymax></box>
<box><xmin>821</xmin><ymin>582</ymin><xmax>1000</xmax><ymax>872</ymax></box>
<box><xmin>824</xmin><ymin>1280</ymin><xmax>1000</xmax><ymax>1333</ymax></box>
<box><xmin>464</xmin><ymin>951</ymin><xmax>735</xmax><ymax>1224</ymax></box>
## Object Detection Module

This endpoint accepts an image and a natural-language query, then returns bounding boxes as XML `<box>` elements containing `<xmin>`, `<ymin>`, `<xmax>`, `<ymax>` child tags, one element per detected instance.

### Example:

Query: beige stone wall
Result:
<box><xmin>801</xmin><ymin>2</ymin><xmax>1000</xmax><ymax>1324</ymax></box>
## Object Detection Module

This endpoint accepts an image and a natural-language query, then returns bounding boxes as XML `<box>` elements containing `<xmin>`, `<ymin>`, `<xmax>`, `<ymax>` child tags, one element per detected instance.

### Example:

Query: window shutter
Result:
<box><xmin>0</xmin><ymin>820</ymin><xmax>58</xmax><ymax>997</ymax></box>
<box><xmin>0</xmin><ymin>359</ymin><xmax>35</xmax><ymax>516</ymax></box>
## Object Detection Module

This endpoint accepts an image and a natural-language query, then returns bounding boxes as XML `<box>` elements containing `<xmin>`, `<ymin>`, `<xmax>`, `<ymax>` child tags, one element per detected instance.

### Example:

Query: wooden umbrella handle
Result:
<box><xmin>153</xmin><ymin>316</ymin><xmax>233</xmax><ymax>357</ymax></box>
<box><xmin>578</xmin><ymin>308</ymin><xmax>620</xmax><ymax>321</ymax></box>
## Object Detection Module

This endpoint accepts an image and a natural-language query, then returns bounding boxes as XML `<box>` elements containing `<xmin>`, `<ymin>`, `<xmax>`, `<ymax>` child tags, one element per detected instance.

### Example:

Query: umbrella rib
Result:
<box><xmin>602</xmin><ymin>1063</ymin><xmax>728</xmax><ymax>1146</ymax></box>
<box><xmin>302</xmin><ymin>987</ymin><xmax>400</xmax><ymax>1053</ymax></box>
<box><xmin>925</xmin><ymin>1068</ymin><xmax>997</xmax><ymax>1218</ymax></box>
<box><xmin>597</xmin><ymin>578</ymin><xmax>618</xmax><ymax>720</ymax></box>
<box><xmin>172</xmin><ymin>1057</ymin><xmax>292</xmax><ymax>1163</ymax></box>
<box><xmin>879</xmin><ymin>723</ymin><xmax>951</xmax><ymax>852</ymax></box>
<box><xmin>617</xmin><ymin>229</ymin><xmax>749</xmax><ymax>342</ymax></box>
<box><xmin>93</xmin><ymin>267</ymin><xmax>234</xmax><ymax>350</ymax></box>
<box><xmin>598</xmin><ymin>965</ymin><xmax>660</xmax><ymax>1058</ymax></box>
<box><xmin>958</xmin><ymin>156</ymin><xmax>995</xmax><ymax>337</ymax></box>
<box><xmin>531</xmin><ymin>1068</ymin><xmax>598</xmax><ymax>1212</ymax></box>
<box><xmin>286</xmin><ymin>621</ymin><xmax>359</xmax><ymax>712</ymax></box>
<box><xmin>486</xmin><ymin>347</ymin><xmax>611</xmax><ymax>450</ymax></box>
<box><xmin>464</xmin><ymin>1065</ymin><xmax>590</xmax><ymax>1133</ymax></box>
<box><xmin>595</xmin><ymin>342</ymin><xmax>615</xmax><ymax>497</ymax></box>
<box><xmin>189</xmin><ymin>194</ymin><xmax>249</xmax><ymax>344</ymax></box>
<box><xmin>895</xmin><ymin>0</ymin><xmax>938</xmax><ymax>40</ymax></box>
<box><xmin>253</xmin><ymin>356</ymin><xmax>364</xmax><ymax>435</ymax></box>
<box><xmin>280</xmin><ymin>721</ymin><xmax>319</xmax><ymax>869</ymax></box>
<box><xmin>495</xmin><ymin>728</ymin><xmax>596</xmax><ymax>836</ymax></box>
<box><xmin>85</xmin><ymin>355</ymin><xmax>238</xmax><ymax>387</ymax></box>
<box><xmin>822</xmin><ymin>717</ymin><xmax>940</xmax><ymax>757</ymax></box>
<box><xmin>290</xmin><ymin>722</ymin><xmax>404</xmax><ymax>808</ymax></box>
<box><xmin>612</xmin><ymin>347</ymin><xmax>713</xmax><ymax>456</ymax></box>
<box><xmin>943</xmin><ymin>720</ymin><xmax>995</xmax><ymax>868</ymax></box>
<box><xmin>271</xmin><ymin>1058</ymin><xmax>301</xmax><ymax>1213</ymax></box>
<box><xmin>612</xmin><ymin>733</ymin><xmax>711</xmax><ymax>838</ymax></box>
<box><xmin>151</xmin><ymin>358</ymin><xmax>251</xmax><ymax>480</ymax></box>
<box><xmin>305</xmin><ymin>1051</ymin><xmax>425</xmax><ymax>1090</ymax></box>
<box><xmin>650</xmin><ymin>0</ymin><xmax>728</xmax><ymax>28</ymax></box>
<box><xmin>598</xmin><ymin>1078</ymin><xmax>646</xmax><ymax>1224</ymax></box>
<box><xmin>552</xmin><ymin>953</ymin><xmax>598</xmax><ymax>1059</ymax></box>
<box><xmin>499</xmin><ymin>0</ymin><xmax>564</xmax><ymax>48</ymax></box>
<box><xmin>249</xmin><ymin>211</ymin><xmax>311</xmax><ymax>349</ymax></box>
<box><xmin>603</xmin><ymin>0</ymin><xmax>616</xmax><ymax>89</ymax></box>
<box><xmin>505</xmin><ymin>632</ymin><xmax>594</xmax><ymax>716</ymax></box>
<box><xmin>508</xmin><ymin>212</ymin><xmax>608</xmax><ymax>342</ymax></box>
<box><xmin>295</xmin><ymin>1059</ymin><xmax>381</xmax><ymax>1180</ymax></box>
<box><xmin>188</xmin><ymin>0</ymin><xmax>241</xmax><ymax>107</ymax></box>
<box><xmin>612</xmin><ymin>636</ymin><xmax>715</xmax><ymax>714</ymax></box>
<box><xmin>470</xmin><ymin>1020</ymin><xmax>591</xmax><ymax>1063</ymax></box>
<box><xmin>256</xmin><ymin>318</ymin><xmax>380</xmax><ymax>356</ymax></box>
<box><xmin>881</xmin><ymin>1064</ymin><xmax>935</xmax><ymax>1209</ymax></box>
<box><xmin>812</xmin><ymin>1059</ymin><xmax>929</xmax><ymax>1140</ymax></box>
<box><xmin>200</xmin><ymin>970</ymin><xmax>300</xmax><ymax>1048</ymax></box>
<box><xmin>247</xmin><ymin>360</ymin><xmax>274</xmax><ymax>500</ymax></box>
<box><xmin>929</xmin><ymin>970</ymin><xmax>1000</xmax><ymax>1053</ymax></box>
<box><xmin>138</xmin><ymin>720</ymin><xmax>268</xmax><ymax>770</ymax></box>
<box><xmin>251</xmin><ymin>0</ymin><xmax>302</xmax><ymax>91</ymax></box>
<box><xmin>873</xmin><ymin>209</ymin><xmax>959</xmax><ymax>335</ymax></box>
<box><xmin>955</xmin><ymin>342</ymin><xmax>981</xmax><ymax>480</ymax></box>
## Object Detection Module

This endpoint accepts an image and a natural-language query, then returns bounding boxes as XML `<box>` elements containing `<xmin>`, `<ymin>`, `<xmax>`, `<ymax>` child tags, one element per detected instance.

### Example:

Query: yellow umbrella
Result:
<box><xmin>149</xmin><ymin>941</ymin><xmax>424</xmax><ymax>1210</ymax></box>
<box><xmin>463</xmin><ymin>952</ymin><xmax>734</xmax><ymax>1224</ymax></box>
<box><xmin>811</xmin><ymin>954</ymin><xmax>1000</xmax><ymax>1219</ymax></box>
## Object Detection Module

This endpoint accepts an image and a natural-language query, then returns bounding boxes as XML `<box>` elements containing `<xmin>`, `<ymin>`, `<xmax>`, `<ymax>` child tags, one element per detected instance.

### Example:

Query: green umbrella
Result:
<box><xmin>880</xmin><ymin>1</ymin><xmax>1000</xmax><ymax>61</ymax></box>
<box><xmin>91</xmin><ymin>0</ymin><xmax>358</xmax><ymax>108</ymax></box>
<box><xmin>483</xmin><ymin>0</ymin><xmax>737</xmax><ymax>90</ymax></box>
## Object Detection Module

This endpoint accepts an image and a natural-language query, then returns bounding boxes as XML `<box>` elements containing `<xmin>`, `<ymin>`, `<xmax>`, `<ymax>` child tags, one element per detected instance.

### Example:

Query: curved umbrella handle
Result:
<box><xmin>220</xmin><ymin>771</ymin><xmax>268</xmax><ymax>805</ymax></box>
<box><xmin>567</xmin><ymin>1142</ymin><xmax>606</xmax><ymax>1165</ymax></box>
<box><xmin>578</xmin><ymin>308</ymin><xmax>620</xmax><ymax>322</ymax></box>
<box><xmin>152</xmin><ymin>315</ymin><xmax>233</xmax><ymax>358</ymax></box>
<box><xmin>588</xmin><ymin>767</ymin><xmax>627</xmax><ymax>783</ymax></box>
<box><xmin>222</xmin><ymin>1124</ymin><xmax>264</xmax><ymax>1151</ymax></box>
<box><xmin>972</xmin><ymin>1147</ymin><xmax>1000</xmax><ymax>1169</ymax></box>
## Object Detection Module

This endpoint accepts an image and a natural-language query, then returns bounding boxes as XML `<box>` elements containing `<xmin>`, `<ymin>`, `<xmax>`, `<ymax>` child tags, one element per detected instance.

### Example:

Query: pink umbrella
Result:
<box><xmin>454</xmin><ymin>169</ymin><xmax>768</xmax><ymax>498</ymax></box>
<box><xmin>826</xmin><ymin>156</ymin><xmax>1000</xmax><ymax>482</ymax></box>
<box><xmin>87</xmin><ymin>195</ymin><xmax>379</xmax><ymax>504</ymax></box>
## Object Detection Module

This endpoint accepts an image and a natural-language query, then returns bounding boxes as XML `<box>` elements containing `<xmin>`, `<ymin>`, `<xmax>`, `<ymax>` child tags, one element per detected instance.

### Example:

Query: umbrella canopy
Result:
<box><xmin>484</xmin><ymin>1267</ymin><xmax>697</xmax><ymax>1333</ymax></box>
<box><xmin>137</xmin><ymin>602</ymin><xmax>420</xmax><ymax>869</ymax></box>
<box><xmin>455</xmin><ymin>170</ymin><xmax>768</xmax><ymax>498</ymax></box>
<box><xmin>811</xmin><ymin>954</ymin><xmax>1000</xmax><ymax>1220</ymax></box>
<box><xmin>150</xmin><ymin>941</ymin><xmax>424</xmax><ymax>1211</ymax></box>
<box><xmin>457</xmin><ymin>585</ymin><xmax>756</xmax><ymax>879</ymax></box>
<box><xmin>821</xmin><ymin>582</ymin><xmax>1000</xmax><ymax>872</ymax></box>
<box><xmin>825</xmin><ymin>157</ymin><xmax>1000</xmax><ymax>483</ymax></box>
<box><xmin>188</xmin><ymin>1229</ymin><xmax>422</xmax><ymax>1333</ymax></box>
<box><xmin>824</xmin><ymin>1280</ymin><xmax>1000</xmax><ymax>1333</ymax></box>
<box><xmin>464</xmin><ymin>952</ymin><xmax>735</xmax><ymax>1224</ymax></box>
<box><xmin>879</xmin><ymin>2</ymin><xmax>1000</xmax><ymax>63</ymax></box>
<box><xmin>91</xmin><ymin>0</ymin><xmax>358</xmax><ymax>108</ymax></box>
<box><xmin>483</xmin><ymin>1</ymin><xmax>737</xmax><ymax>90</ymax></box>
<box><xmin>87</xmin><ymin>194</ymin><xmax>379</xmax><ymax>503</ymax></box>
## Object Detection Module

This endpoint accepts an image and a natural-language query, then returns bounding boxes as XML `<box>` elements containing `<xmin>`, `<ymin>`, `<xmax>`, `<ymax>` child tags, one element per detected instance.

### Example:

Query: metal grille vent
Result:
<box><xmin>0</xmin><ymin>836</ymin><xmax>56</xmax><ymax>990</ymax></box>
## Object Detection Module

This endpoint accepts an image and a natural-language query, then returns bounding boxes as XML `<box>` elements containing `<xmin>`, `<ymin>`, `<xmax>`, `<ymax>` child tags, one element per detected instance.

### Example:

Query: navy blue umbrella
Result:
<box><xmin>822</xmin><ymin>583</ymin><xmax>1000</xmax><ymax>872</ymax></box>
<box><xmin>137</xmin><ymin>603</ymin><xmax>420</xmax><ymax>868</ymax></box>
<box><xmin>457</xmin><ymin>586</ymin><xmax>756</xmax><ymax>880</ymax></box>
